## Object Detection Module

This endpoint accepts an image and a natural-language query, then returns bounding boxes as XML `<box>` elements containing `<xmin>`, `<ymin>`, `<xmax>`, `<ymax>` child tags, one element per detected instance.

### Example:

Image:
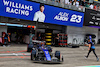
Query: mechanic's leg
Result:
<box><xmin>93</xmin><ymin>49</ymin><xmax>98</xmax><ymax>58</ymax></box>
<box><xmin>93</xmin><ymin>49</ymin><xmax>99</xmax><ymax>61</ymax></box>
<box><xmin>6</xmin><ymin>39</ymin><xmax>8</xmax><ymax>46</ymax></box>
<box><xmin>86</xmin><ymin>49</ymin><xmax>92</xmax><ymax>58</ymax></box>
<box><xmin>5</xmin><ymin>39</ymin><xmax>8</xmax><ymax>46</ymax></box>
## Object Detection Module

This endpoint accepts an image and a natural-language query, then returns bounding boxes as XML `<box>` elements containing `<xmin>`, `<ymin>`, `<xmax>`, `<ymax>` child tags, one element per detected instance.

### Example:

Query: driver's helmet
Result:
<box><xmin>41</xmin><ymin>42</ymin><xmax>45</xmax><ymax>49</ymax></box>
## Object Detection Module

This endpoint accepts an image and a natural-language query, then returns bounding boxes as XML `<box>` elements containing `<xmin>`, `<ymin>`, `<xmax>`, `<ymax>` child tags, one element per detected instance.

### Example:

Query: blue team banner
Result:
<box><xmin>0</xmin><ymin>0</ymin><xmax>84</xmax><ymax>27</ymax></box>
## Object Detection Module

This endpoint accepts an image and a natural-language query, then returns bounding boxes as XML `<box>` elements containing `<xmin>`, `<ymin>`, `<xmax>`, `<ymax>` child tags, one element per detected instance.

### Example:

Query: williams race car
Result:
<box><xmin>31</xmin><ymin>44</ymin><xmax>63</xmax><ymax>63</ymax></box>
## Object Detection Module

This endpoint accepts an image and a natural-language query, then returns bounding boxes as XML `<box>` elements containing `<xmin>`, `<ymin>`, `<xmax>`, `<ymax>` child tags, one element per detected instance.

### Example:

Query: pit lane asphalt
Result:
<box><xmin>0</xmin><ymin>44</ymin><xmax>100</xmax><ymax>67</ymax></box>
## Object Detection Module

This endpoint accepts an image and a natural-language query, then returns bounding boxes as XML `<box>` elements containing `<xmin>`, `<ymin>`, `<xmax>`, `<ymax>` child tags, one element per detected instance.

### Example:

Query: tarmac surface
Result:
<box><xmin>0</xmin><ymin>44</ymin><xmax>100</xmax><ymax>67</ymax></box>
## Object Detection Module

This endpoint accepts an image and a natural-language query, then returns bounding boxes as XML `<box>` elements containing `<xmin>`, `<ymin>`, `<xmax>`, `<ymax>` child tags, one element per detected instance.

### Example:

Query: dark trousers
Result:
<box><xmin>55</xmin><ymin>39</ymin><xmax>59</xmax><ymax>46</ymax></box>
<box><xmin>86</xmin><ymin>48</ymin><xmax>98</xmax><ymax>58</ymax></box>
<box><xmin>4</xmin><ymin>39</ymin><xmax>8</xmax><ymax>45</ymax></box>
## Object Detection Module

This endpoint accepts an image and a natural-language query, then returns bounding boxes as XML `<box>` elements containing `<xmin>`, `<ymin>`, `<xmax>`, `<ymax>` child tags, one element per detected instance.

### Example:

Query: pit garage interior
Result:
<box><xmin>0</xmin><ymin>16</ymin><xmax>66</xmax><ymax>45</ymax></box>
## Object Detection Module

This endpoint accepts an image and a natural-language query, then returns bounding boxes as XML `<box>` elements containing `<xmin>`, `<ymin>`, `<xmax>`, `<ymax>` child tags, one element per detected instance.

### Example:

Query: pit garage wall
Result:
<box><xmin>66</xmin><ymin>26</ymin><xmax>99</xmax><ymax>44</ymax></box>
<box><xmin>98</xmin><ymin>31</ymin><xmax>100</xmax><ymax>42</ymax></box>
<box><xmin>0</xmin><ymin>26</ymin><xmax>7</xmax><ymax>36</ymax></box>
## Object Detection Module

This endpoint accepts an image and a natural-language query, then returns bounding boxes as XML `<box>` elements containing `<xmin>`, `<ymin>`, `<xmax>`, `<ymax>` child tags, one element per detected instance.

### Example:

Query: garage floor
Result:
<box><xmin>0</xmin><ymin>44</ymin><xmax>100</xmax><ymax>67</ymax></box>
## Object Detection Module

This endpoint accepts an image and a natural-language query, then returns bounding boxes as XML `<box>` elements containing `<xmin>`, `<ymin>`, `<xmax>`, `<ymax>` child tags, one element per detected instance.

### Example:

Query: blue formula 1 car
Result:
<box><xmin>31</xmin><ymin>44</ymin><xmax>63</xmax><ymax>63</ymax></box>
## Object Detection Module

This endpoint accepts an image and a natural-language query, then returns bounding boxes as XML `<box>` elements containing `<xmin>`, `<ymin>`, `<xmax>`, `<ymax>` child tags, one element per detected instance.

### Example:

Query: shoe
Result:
<box><xmin>85</xmin><ymin>56</ymin><xmax>88</xmax><ymax>59</ymax></box>
<box><xmin>97</xmin><ymin>58</ymin><xmax>99</xmax><ymax>62</ymax></box>
<box><xmin>3</xmin><ymin>45</ymin><xmax>6</xmax><ymax>47</ymax></box>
